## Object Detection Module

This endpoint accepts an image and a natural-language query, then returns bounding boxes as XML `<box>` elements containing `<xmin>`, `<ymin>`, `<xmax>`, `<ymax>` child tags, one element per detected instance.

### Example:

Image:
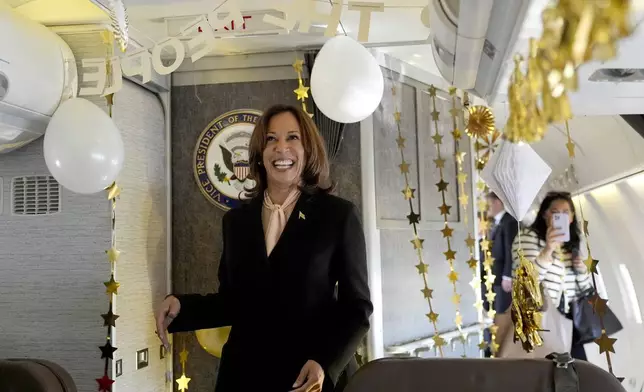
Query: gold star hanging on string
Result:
<box><xmin>411</xmin><ymin>237</ymin><xmax>424</xmax><ymax>250</ymax></box>
<box><xmin>444</xmin><ymin>249</ymin><xmax>457</xmax><ymax>261</ymax></box>
<box><xmin>465</xmin><ymin>235</ymin><xmax>476</xmax><ymax>248</ymax></box>
<box><xmin>584</xmin><ymin>256</ymin><xmax>599</xmax><ymax>274</ymax></box>
<box><xmin>459</xmin><ymin>194</ymin><xmax>469</xmax><ymax>207</ymax></box>
<box><xmin>101</xmin><ymin>308</ymin><xmax>120</xmax><ymax>327</ymax></box>
<box><xmin>415</xmin><ymin>262</ymin><xmax>428</xmax><ymax>275</ymax></box>
<box><xmin>106</xmin><ymin>182</ymin><xmax>121</xmax><ymax>200</ymax></box>
<box><xmin>402</xmin><ymin>186</ymin><xmax>416</xmax><ymax>200</ymax></box>
<box><xmin>431</xmin><ymin>111</ymin><xmax>440</xmax><ymax>121</ymax></box>
<box><xmin>434</xmin><ymin>157</ymin><xmax>445</xmax><ymax>169</ymax></box>
<box><xmin>457</xmin><ymin>172</ymin><xmax>468</xmax><ymax>185</ymax></box>
<box><xmin>176</xmin><ymin>374</ymin><xmax>191</xmax><ymax>392</ymax></box>
<box><xmin>441</xmin><ymin>226</ymin><xmax>454</xmax><ymax>238</ymax></box>
<box><xmin>407</xmin><ymin>212</ymin><xmax>421</xmax><ymax>224</ymax></box>
<box><xmin>294</xmin><ymin>81</ymin><xmax>310</xmax><ymax>101</ymax></box>
<box><xmin>566</xmin><ymin>139</ymin><xmax>576</xmax><ymax>158</ymax></box>
<box><xmin>106</xmin><ymin>247</ymin><xmax>121</xmax><ymax>263</ymax></box>
<box><xmin>396</xmin><ymin>136</ymin><xmax>406</xmax><ymax>149</ymax></box>
<box><xmin>474</xmin><ymin>299</ymin><xmax>484</xmax><ymax>312</ymax></box>
<box><xmin>426</xmin><ymin>311</ymin><xmax>439</xmax><ymax>323</ymax></box>
<box><xmin>565</xmin><ymin>120</ymin><xmax>576</xmax><ymax>158</ymax></box>
<box><xmin>104</xmin><ymin>275</ymin><xmax>120</xmax><ymax>295</ymax></box>
<box><xmin>452</xmin><ymin>293</ymin><xmax>462</xmax><ymax>305</ymax></box>
<box><xmin>447</xmin><ymin>270</ymin><xmax>459</xmax><ymax>283</ymax></box>
<box><xmin>436</xmin><ymin>180</ymin><xmax>448</xmax><ymax>192</ymax></box>
<box><xmin>428</xmin><ymin>85</ymin><xmax>437</xmax><ymax>97</ymax></box>
<box><xmin>454</xmin><ymin>312</ymin><xmax>463</xmax><ymax>326</ymax></box>
<box><xmin>432</xmin><ymin>133</ymin><xmax>443</xmax><ymax>145</ymax></box>
<box><xmin>439</xmin><ymin>203</ymin><xmax>451</xmax><ymax>216</ymax></box>
<box><xmin>292</xmin><ymin>58</ymin><xmax>304</xmax><ymax>74</ymax></box>
<box><xmin>421</xmin><ymin>287</ymin><xmax>434</xmax><ymax>299</ymax></box>
<box><xmin>393</xmin><ymin>111</ymin><xmax>401</xmax><ymax>122</ymax></box>
<box><xmin>433</xmin><ymin>334</ymin><xmax>446</xmax><ymax>347</ymax></box>
<box><xmin>591</xmin><ymin>294</ymin><xmax>608</xmax><ymax>316</ymax></box>
<box><xmin>399</xmin><ymin>161</ymin><xmax>410</xmax><ymax>174</ymax></box>
<box><xmin>595</xmin><ymin>333</ymin><xmax>617</xmax><ymax>354</ymax></box>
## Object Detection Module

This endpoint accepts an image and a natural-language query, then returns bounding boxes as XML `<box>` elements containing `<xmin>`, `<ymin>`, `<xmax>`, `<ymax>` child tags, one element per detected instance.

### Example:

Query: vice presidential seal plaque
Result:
<box><xmin>194</xmin><ymin>109</ymin><xmax>262</xmax><ymax>210</ymax></box>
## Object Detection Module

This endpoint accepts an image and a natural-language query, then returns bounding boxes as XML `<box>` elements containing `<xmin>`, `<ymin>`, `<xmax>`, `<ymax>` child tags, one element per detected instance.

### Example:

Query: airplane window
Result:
<box><xmin>618</xmin><ymin>264</ymin><xmax>643</xmax><ymax>324</ymax></box>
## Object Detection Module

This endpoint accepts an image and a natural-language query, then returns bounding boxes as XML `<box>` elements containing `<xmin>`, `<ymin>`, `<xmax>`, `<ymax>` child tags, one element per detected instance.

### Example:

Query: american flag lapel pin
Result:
<box><xmin>299</xmin><ymin>211</ymin><xmax>306</xmax><ymax>220</ymax></box>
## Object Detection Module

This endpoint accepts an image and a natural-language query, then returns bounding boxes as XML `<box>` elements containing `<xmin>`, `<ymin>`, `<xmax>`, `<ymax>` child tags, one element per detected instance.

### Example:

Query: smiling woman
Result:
<box><xmin>155</xmin><ymin>104</ymin><xmax>373</xmax><ymax>392</ymax></box>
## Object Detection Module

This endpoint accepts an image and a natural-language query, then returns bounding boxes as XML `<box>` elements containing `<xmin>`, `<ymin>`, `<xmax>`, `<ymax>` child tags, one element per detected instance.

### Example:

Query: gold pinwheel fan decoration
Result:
<box><xmin>465</xmin><ymin>106</ymin><xmax>495</xmax><ymax>139</ymax></box>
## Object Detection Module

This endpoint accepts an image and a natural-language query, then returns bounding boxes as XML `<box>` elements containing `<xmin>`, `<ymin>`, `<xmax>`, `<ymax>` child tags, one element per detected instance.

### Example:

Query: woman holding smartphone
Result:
<box><xmin>511</xmin><ymin>191</ymin><xmax>593</xmax><ymax>360</ymax></box>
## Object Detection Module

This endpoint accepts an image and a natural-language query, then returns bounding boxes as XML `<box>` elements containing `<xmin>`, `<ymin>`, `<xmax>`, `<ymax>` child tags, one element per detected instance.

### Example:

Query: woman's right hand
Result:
<box><xmin>545</xmin><ymin>225</ymin><xmax>564</xmax><ymax>253</ymax></box>
<box><xmin>155</xmin><ymin>295</ymin><xmax>181</xmax><ymax>350</ymax></box>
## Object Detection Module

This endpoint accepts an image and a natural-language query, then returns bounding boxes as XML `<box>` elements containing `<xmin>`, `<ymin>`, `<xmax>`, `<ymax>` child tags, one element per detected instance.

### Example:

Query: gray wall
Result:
<box><xmin>0</xmin><ymin>30</ymin><xmax>169</xmax><ymax>392</ymax></box>
<box><xmin>373</xmin><ymin>73</ymin><xmax>480</xmax><ymax>357</ymax></box>
<box><xmin>171</xmin><ymin>79</ymin><xmax>360</xmax><ymax>390</ymax></box>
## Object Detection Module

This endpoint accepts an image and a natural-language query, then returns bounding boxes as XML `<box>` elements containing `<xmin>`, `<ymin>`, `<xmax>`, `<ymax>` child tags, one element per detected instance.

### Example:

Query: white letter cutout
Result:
<box><xmin>297</xmin><ymin>0</ymin><xmax>343</xmax><ymax>36</ymax></box>
<box><xmin>348</xmin><ymin>1</ymin><xmax>384</xmax><ymax>42</ymax></box>
<box><xmin>152</xmin><ymin>37</ymin><xmax>186</xmax><ymax>75</ymax></box>
<box><xmin>207</xmin><ymin>0</ymin><xmax>244</xmax><ymax>30</ymax></box>
<box><xmin>181</xmin><ymin>15</ymin><xmax>217</xmax><ymax>63</ymax></box>
<box><xmin>79</xmin><ymin>58</ymin><xmax>107</xmax><ymax>96</ymax></box>
<box><xmin>121</xmin><ymin>48</ymin><xmax>153</xmax><ymax>84</ymax></box>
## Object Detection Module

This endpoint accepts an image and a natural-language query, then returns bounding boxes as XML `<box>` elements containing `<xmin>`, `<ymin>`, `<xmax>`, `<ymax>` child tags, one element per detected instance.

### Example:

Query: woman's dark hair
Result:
<box><xmin>530</xmin><ymin>191</ymin><xmax>581</xmax><ymax>253</ymax></box>
<box><xmin>246</xmin><ymin>104</ymin><xmax>333</xmax><ymax>198</ymax></box>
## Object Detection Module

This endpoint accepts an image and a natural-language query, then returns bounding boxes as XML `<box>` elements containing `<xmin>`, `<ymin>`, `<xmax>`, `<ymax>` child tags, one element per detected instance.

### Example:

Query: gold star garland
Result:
<box><xmin>98</xmin><ymin>178</ymin><xmax>121</xmax><ymax>392</ymax></box>
<box><xmin>391</xmin><ymin>82</ymin><xmax>445</xmax><ymax>355</ymax></box>
<box><xmin>176</xmin><ymin>339</ymin><xmax>192</xmax><ymax>391</ymax></box>
<box><xmin>431</xmin><ymin>86</ymin><xmax>466</xmax><ymax>356</ymax></box>
<box><xmin>453</xmin><ymin>92</ymin><xmax>485</xmax><ymax>332</ymax></box>
<box><xmin>472</xmin><ymin>136</ymin><xmax>498</xmax><ymax>356</ymax></box>
<box><xmin>96</xmin><ymin>33</ymin><xmax>121</xmax><ymax>389</ymax></box>
<box><xmin>565</xmin><ymin>121</ymin><xmax>620</xmax><ymax>380</ymax></box>
<box><xmin>292</xmin><ymin>58</ymin><xmax>313</xmax><ymax>117</ymax></box>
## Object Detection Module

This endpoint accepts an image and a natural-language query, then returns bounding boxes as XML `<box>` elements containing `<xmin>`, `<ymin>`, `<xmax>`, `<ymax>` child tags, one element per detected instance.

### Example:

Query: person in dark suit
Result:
<box><xmin>155</xmin><ymin>104</ymin><xmax>373</xmax><ymax>392</ymax></box>
<box><xmin>486</xmin><ymin>192</ymin><xmax>519</xmax><ymax>313</ymax></box>
<box><xmin>481</xmin><ymin>192</ymin><xmax>518</xmax><ymax>357</ymax></box>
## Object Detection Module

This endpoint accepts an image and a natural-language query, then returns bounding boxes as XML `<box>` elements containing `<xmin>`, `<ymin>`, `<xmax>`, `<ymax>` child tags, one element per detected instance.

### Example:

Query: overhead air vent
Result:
<box><xmin>12</xmin><ymin>175</ymin><xmax>61</xmax><ymax>216</ymax></box>
<box><xmin>589</xmin><ymin>68</ymin><xmax>644</xmax><ymax>82</ymax></box>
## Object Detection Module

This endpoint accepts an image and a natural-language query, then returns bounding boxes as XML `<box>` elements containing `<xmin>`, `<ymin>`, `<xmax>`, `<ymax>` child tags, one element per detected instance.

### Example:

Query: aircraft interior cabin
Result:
<box><xmin>1</xmin><ymin>0</ymin><xmax>644</xmax><ymax>391</ymax></box>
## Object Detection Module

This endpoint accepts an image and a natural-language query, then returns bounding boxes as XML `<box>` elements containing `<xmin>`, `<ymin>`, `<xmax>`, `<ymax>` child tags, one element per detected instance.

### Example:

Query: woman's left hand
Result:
<box><xmin>291</xmin><ymin>360</ymin><xmax>324</xmax><ymax>392</ymax></box>
<box><xmin>572</xmin><ymin>256</ymin><xmax>587</xmax><ymax>272</ymax></box>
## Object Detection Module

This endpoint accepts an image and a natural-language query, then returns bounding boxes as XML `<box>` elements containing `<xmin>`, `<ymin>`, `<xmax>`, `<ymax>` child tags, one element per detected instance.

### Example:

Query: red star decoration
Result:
<box><xmin>96</xmin><ymin>374</ymin><xmax>114</xmax><ymax>391</ymax></box>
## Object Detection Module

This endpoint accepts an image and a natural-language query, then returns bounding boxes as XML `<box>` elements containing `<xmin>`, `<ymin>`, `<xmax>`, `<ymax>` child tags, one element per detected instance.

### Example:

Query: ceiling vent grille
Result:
<box><xmin>12</xmin><ymin>175</ymin><xmax>61</xmax><ymax>216</ymax></box>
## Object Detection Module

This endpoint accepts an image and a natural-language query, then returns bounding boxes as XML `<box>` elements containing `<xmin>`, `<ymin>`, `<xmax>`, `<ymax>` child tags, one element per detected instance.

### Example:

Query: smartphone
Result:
<box><xmin>551</xmin><ymin>213</ymin><xmax>570</xmax><ymax>242</ymax></box>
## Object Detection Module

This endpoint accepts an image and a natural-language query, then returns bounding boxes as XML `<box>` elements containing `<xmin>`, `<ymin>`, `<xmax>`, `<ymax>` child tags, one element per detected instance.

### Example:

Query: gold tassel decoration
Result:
<box><xmin>511</xmin><ymin>248</ymin><xmax>544</xmax><ymax>352</ymax></box>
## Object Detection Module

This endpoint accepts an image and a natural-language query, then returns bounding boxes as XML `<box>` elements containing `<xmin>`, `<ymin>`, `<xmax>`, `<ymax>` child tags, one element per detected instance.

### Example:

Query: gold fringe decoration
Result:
<box><xmin>510</xmin><ymin>248</ymin><xmax>544</xmax><ymax>352</ymax></box>
<box><xmin>505</xmin><ymin>1</ymin><xmax>633</xmax><ymax>142</ymax></box>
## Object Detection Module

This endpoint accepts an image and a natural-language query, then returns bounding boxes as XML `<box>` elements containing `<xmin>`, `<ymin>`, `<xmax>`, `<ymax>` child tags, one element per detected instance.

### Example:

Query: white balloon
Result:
<box><xmin>44</xmin><ymin>98</ymin><xmax>124</xmax><ymax>194</ymax></box>
<box><xmin>310</xmin><ymin>36</ymin><xmax>384</xmax><ymax>124</ymax></box>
